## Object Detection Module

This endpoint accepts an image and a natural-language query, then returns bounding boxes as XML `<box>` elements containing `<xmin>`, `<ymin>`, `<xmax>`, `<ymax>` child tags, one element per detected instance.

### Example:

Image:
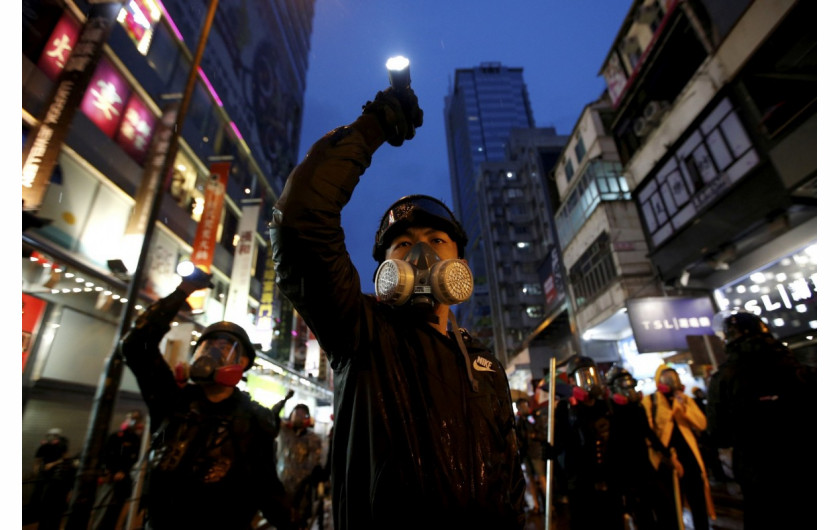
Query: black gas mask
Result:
<box><xmin>374</xmin><ymin>242</ymin><xmax>473</xmax><ymax>309</ymax></box>
<box><xmin>188</xmin><ymin>333</ymin><xmax>245</xmax><ymax>387</ymax></box>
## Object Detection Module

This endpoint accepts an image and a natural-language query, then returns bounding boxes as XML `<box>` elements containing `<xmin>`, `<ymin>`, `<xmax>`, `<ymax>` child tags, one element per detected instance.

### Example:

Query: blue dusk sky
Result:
<box><xmin>296</xmin><ymin>1</ymin><xmax>633</xmax><ymax>287</ymax></box>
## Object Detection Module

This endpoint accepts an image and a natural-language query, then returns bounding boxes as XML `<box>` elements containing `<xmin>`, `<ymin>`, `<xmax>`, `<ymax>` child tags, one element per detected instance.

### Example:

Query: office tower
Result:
<box><xmin>444</xmin><ymin>62</ymin><xmax>535</xmax><ymax>360</ymax></box>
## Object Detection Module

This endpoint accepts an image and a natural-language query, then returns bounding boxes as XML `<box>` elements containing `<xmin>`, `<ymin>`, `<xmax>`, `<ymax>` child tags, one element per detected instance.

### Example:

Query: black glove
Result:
<box><xmin>362</xmin><ymin>87</ymin><xmax>424</xmax><ymax>146</ymax></box>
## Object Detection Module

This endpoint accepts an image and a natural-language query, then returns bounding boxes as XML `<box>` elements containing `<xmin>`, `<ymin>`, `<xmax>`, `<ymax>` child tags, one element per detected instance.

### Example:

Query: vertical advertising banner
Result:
<box><xmin>187</xmin><ymin>161</ymin><xmax>230</xmax><ymax>311</ymax></box>
<box><xmin>22</xmin><ymin>1</ymin><xmax>126</xmax><ymax>211</ymax></box>
<box><xmin>224</xmin><ymin>198</ymin><xmax>263</xmax><ymax>326</ymax></box>
<box><xmin>255</xmin><ymin>255</ymin><xmax>279</xmax><ymax>358</ymax></box>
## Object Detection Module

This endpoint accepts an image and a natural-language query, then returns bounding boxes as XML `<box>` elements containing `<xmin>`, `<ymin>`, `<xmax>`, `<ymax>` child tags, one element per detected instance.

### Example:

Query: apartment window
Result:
<box><xmin>522</xmin><ymin>283</ymin><xmax>542</xmax><ymax>295</ymax></box>
<box><xmin>574</xmin><ymin>137</ymin><xmax>586</xmax><ymax>163</ymax></box>
<box><xmin>564</xmin><ymin>159</ymin><xmax>575</xmax><ymax>183</ymax></box>
<box><xmin>569</xmin><ymin>232</ymin><xmax>616</xmax><ymax>307</ymax></box>
<box><xmin>556</xmin><ymin>160</ymin><xmax>629</xmax><ymax>249</ymax></box>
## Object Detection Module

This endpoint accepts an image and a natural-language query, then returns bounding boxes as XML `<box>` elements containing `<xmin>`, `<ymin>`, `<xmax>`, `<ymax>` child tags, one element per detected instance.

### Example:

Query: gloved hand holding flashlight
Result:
<box><xmin>362</xmin><ymin>56</ymin><xmax>424</xmax><ymax>147</ymax></box>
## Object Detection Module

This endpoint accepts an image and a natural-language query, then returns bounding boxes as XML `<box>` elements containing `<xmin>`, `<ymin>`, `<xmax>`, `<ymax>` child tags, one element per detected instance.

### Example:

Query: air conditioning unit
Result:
<box><xmin>633</xmin><ymin>117</ymin><xmax>653</xmax><ymax>138</ymax></box>
<box><xmin>643</xmin><ymin>100</ymin><xmax>670</xmax><ymax>123</ymax></box>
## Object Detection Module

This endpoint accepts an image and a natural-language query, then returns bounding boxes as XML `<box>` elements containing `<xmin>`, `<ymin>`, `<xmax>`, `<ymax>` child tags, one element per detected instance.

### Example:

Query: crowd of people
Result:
<box><xmin>514</xmin><ymin>309</ymin><xmax>815</xmax><ymax>530</ymax></box>
<box><xmin>23</xmin><ymin>81</ymin><xmax>815</xmax><ymax>530</ymax></box>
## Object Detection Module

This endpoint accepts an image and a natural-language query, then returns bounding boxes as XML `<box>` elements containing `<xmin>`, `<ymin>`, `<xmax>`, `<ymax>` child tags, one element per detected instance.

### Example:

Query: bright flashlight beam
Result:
<box><xmin>386</xmin><ymin>56</ymin><xmax>411</xmax><ymax>89</ymax></box>
<box><xmin>386</xmin><ymin>56</ymin><xmax>410</xmax><ymax>71</ymax></box>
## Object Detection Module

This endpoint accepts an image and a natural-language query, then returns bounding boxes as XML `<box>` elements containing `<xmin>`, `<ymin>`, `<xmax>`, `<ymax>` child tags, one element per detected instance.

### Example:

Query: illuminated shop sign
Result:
<box><xmin>80</xmin><ymin>57</ymin><xmax>131</xmax><ymax>138</ymax></box>
<box><xmin>714</xmin><ymin>244</ymin><xmax>817</xmax><ymax>340</ymax></box>
<box><xmin>36</xmin><ymin>12</ymin><xmax>81</xmax><ymax>81</ymax></box>
<box><xmin>627</xmin><ymin>296</ymin><xmax>716</xmax><ymax>353</ymax></box>
<box><xmin>638</xmin><ymin>97</ymin><xmax>760</xmax><ymax>248</ymax></box>
<box><xmin>117</xmin><ymin>0</ymin><xmax>162</xmax><ymax>55</ymax></box>
<box><xmin>115</xmin><ymin>93</ymin><xmax>156</xmax><ymax>164</ymax></box>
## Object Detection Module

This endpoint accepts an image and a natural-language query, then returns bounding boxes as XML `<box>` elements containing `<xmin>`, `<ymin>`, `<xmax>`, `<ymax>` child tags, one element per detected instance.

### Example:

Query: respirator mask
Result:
<box><xmin>374</xmin><ymin>242</ymin><xmax>473</xmax><ymax>309</ymax></box>
<box><xmin>188</xmin><ymin>333</ymin><xmax>245</xmax><ymax>387</ymax></box>
<box><xmin>657</xmin><ymin>369</ymin><xmax>683</xmax><ymax>395</ymax></box>
<box><xmin>610</xmin><ymin>374</ymin><xmax>640</xmax><ymax>405</ymax></box>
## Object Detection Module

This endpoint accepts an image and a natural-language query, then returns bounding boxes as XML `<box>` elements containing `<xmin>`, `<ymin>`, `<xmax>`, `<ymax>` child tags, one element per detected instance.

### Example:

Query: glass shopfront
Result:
<box><xmin>713</xmin><ymin>242</ymin><xmax>817</xmax><ymax>364</ymax></box>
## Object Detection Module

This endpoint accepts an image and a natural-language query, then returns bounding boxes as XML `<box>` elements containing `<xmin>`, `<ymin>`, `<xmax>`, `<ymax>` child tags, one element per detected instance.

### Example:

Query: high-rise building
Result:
<box><xmin>477</xmin><ymin>128</ymin><xmax>577</xmax><ymax>381</ymax></box>
<box><xmin>444</xmin><ymin>63</ymin><xmax>535</xmax><ymax>357</ymax></box>
<box><xmin>21</xmin><ymin>0</ymin><xmax>331</xmax><ymax>496</ymax></box>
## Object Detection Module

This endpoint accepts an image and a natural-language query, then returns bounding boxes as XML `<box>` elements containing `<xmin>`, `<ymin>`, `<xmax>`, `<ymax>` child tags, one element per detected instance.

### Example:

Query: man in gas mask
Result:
<box><xmin>269</xmin><ymin>83</ymin><xmax>526</xmax><ymax>529</ymax></box>
<box><xmin>120</xmin><ymin>276</ymin><xmax>292</xmax><ymax>529</ymax></box>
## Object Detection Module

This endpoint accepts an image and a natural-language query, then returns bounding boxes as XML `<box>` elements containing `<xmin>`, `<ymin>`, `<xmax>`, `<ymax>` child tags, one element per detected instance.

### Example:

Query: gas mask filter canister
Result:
<box><xmin>374</xmin><ymin>242</ymin><xmax>473</xmax><ymax>308</ymax></box>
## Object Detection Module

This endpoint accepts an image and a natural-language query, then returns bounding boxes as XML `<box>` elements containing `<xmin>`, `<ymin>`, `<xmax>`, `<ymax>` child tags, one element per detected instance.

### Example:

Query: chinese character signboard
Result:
<box><xmin>626</xmin><ymin>296</ymin><xmax>716</xmax><ymax>353</ymax></box>
<box><xmin>80</xmin><ymin>57</ymin><xmax>131</xmax><ymax>138</ymax></box>
<box><xmin>187</xmin><ymin>161</ymin><xmax>230</xmax><ymax>311</ymax></box>
<box><xmin>36</xmin><ymin>11</ymin><xmax>81</xmax><ymax>81</ymax></box>
<box><xmin>22</xmin><ymin>1</ymin><xmax>126</xmax><ymax>211</ymax></box>
<box><xmin>115</xmin><ymin>93</ymin><xmax>156</xmax><ymax>164</ymax></box>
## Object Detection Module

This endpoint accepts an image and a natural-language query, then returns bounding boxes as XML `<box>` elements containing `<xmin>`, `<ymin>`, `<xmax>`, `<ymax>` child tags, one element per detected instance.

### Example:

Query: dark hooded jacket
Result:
<box><xmin>270</xmin><ymin>114</ymin><xmax>526</xmax><ymax>530</ymax></box>
<box><xmin>706</xmin><ymin>334</ymin><xmax>815</xmax><ymax>485</ymax></box>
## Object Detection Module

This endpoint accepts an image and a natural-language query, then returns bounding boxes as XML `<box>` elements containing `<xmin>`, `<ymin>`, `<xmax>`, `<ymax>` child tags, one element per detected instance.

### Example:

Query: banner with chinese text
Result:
<box><xmin>224</xmin><ymin>198</ymin><xmax>262</xmax><ymax>327</ymax></box>
<box><xmin>186</xmin><ymin>161</ymin><xmax>230</xmax><ymax>311</ymax></box>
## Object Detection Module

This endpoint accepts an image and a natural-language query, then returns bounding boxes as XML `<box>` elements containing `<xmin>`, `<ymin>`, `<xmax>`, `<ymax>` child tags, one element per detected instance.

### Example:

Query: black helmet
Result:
<box><xmin>195</xmin><ymin>321</ymin><xmax>256</xmax><ymax>370</ymax></box>
<box><xmin>605</xmin><ymin>364</ymin><xmax>635</xmax><ymax>388</ymax></box>
<box><xmin>719</xmin><ymin>311</ymin><xmax>772</xmax><ymax>343</ymax></box>
<box><xmin>373</xmin><ymin>195</ymin><xmax>468</xmax><ymax>263</ymax></box>
<box><xmin>605</xmin><ymin>364</ymin><xmax>640</xmax><ymax>403</ymax></box>
<box><xmin>566</xmin><ymin>355</ymin><xmax>604</xmax><ymax>390</ymax></box>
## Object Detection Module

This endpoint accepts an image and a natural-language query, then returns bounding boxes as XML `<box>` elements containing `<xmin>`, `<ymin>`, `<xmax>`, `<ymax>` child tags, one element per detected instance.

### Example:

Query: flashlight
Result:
<box><xmin>386</xmin><ymin>56</ymin><xmax>411</xmax><ymax>90</ymax></box>
<box><xmin>176</xmin><ymin>260</ymin><xmax>214</xmax><ymax>288</ymax></box>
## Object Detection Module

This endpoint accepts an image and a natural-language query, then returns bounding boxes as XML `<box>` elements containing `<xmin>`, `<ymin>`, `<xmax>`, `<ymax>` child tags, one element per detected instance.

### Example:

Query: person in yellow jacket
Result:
<box><xmin>642</xmin><ymin>365</ymin><xmax>715</xmax><ymax>530</ymax></box>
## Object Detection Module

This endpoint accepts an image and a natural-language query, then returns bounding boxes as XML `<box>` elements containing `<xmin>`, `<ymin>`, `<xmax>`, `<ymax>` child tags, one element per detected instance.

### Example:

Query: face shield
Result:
<box><xmin>189</xmin><ymin>332</ymin><xmax>245</xmax><ymax>386</ymax></box>
<box><xmin>571</xmin><ymin>365</ymin><xmax>606</xmax><ymax>401</ymax></box>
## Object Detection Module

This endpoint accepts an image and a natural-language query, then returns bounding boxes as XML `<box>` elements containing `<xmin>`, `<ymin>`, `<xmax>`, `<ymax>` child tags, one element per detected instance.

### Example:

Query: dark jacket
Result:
<box><xmin>270</xmin><ymin>114</ymin><xmax>526</xmax><ymax>529</ymax></box>
<box><xmin>121</xmin><ymin>289</ymin><xmax>291</xmax><ymax>530</ymax></box>
<box><xmin>706</xmin><ymin>334</ymin><xmax>815</xmax><ymax>486</ymax></box>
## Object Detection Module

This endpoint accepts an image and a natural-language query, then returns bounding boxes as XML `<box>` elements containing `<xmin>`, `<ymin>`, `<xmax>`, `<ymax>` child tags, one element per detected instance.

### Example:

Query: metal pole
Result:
<box><xmin>544</xmin><ymin>357</ymin><xmax>557</xmax><ymax>530</ymax></box>
<box><xmin>64</xmin><ymin>1</ymin><xmax>219</xmax><ymax>527</ymax></box>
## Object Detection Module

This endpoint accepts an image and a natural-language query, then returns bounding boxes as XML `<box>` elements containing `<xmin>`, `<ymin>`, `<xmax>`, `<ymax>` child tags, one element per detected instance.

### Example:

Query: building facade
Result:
<box><xmin>444</xmin><ymin>63</ymin><xmax>536</xmax><ymax>357</ymax></box>
<box><xmin>477</xmin><ymin>128</ymin><xmax>575</xmax><ymax>382</ymax></box>
<box><xmin>593</xmin><ymin>0</ymin><xmax>816</xmax><ymax>386</ymax></box>
<box><xmin>21</xmin><ymin>0</ymin><xmax>334</xmax><ymax>494</ymax></box>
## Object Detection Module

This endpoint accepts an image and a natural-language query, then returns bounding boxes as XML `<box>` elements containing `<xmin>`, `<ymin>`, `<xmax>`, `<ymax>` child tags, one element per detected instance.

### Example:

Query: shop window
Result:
<box><xmin>569</xmin><ymin>232</ymin><xmax>617</xmax><ymax>307</ymax></box>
